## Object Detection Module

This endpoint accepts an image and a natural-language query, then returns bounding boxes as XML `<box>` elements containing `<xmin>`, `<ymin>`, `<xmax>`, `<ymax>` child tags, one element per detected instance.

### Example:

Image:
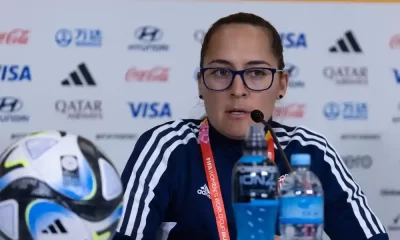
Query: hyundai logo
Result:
<box><xmin>135</xmin><ymin>26</ymin><xmax>163</xmax><ymax>43</ymax></box>
<box><xmin>55</xmin><ymin>29</ymin><xmax>73</xmax><ymax>47</ymax></box>
<box><xmin>194</xmin><ymin>29</ymin><xmax>205</xmax><ymax>44</ymax></box>
<box><xmin>0</xmin><ymin>97</ymin><xmax>23</xmax><ymax>113</ymax></box>
<box><xmin>323</xmin><ymin>102</ymin><xmax>340</xmax><ymax>120</ymax></box>
<box><xmin>285</xmin><ymin>63</ymin><xmax>299</xmax><ymax>78</ymax></box>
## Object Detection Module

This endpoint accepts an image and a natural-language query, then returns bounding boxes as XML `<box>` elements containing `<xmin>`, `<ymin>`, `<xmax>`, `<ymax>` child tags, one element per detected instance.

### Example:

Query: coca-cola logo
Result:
<box><xmin>389</xmin><ymin>34</ymin><xmax>400</xmax><ymax>49</ymax></box>
<box><xmin>0</xmin><ymin>29</ymin><xmax>29</xmax><ymax>45</ymax></box>
<box><xmin>273</xmin><ymin>103</ymin><xmax>305</xmax><ymax>118</ymax></box>
<box><xmin>125</xmin><ymin>66</ymin><xmax>169</xmax><ymax>82</ymax></box>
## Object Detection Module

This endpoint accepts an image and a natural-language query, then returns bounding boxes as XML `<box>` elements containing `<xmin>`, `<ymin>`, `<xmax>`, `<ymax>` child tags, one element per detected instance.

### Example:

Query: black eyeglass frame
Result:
<box><xmin>199</xmin><ymin>67</ymin><xmax>284</xmax><ymax>92</ymax></box>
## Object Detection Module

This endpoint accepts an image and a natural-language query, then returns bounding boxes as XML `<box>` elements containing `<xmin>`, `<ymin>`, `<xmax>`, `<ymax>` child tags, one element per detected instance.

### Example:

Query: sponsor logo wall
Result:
<box><xmin>0</xmin><ymin>1</ymin><xmax>399</xmax><ymax>239</ymax></box>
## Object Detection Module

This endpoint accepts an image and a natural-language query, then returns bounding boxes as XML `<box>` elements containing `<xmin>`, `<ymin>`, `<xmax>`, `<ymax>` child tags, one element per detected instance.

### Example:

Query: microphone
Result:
<box><xmin>251</xmin><ymin>110</ymin><xmax>292</xmax><ymax>173</ymax></box>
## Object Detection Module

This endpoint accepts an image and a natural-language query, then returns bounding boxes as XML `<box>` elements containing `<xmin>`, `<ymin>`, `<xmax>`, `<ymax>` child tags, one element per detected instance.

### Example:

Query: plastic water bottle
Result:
<box><xmin>279</xmin><ymin>154</ymin><xmax>324</xmax><ymax>240</ymax></box>
<box><xmin>232</xmin><ymin>124</ymin><xmax>280</xmax><ymax>240</ymax></box>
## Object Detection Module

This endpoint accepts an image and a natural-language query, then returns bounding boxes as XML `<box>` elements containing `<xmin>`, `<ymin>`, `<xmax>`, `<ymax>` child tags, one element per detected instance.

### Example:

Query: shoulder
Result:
<box><xmin>123</xmin><ymin>119</ymin><xmax>201</xmax><ymax>182</ymax></box>
<box><xmin>134</xmin><ymin>118</ymin><xmax>201</xmax><ymax>153</ymax></box>
<box><xmin>270</xmin><ymin>120</ymin><xmax>335</xmax><ymax>156</ymax></box>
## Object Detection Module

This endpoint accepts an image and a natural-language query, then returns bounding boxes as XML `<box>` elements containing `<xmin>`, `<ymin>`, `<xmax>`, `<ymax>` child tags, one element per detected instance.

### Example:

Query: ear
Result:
<box><xmin>278</xmin><ymin>71</ymin><xmax>289</xmax><ymax>97</ymax></box>
<box><xmin>197</xmin><ymin>71</ymin><xmax>205</xmax><ymax>97</ymax></box>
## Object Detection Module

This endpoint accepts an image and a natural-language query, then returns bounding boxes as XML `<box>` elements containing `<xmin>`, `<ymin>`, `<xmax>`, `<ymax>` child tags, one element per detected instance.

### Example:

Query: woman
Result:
<box><xmin>113</xmin><ymin>13</ymin><xmax>388</xmax><ymax>240</ymax></box>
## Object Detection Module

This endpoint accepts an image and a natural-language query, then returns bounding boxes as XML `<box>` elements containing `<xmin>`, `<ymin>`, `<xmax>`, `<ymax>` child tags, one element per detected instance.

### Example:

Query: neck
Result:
<box><xmin>222</xmin><ymin>132</ymin><xmax>245</xmax><ymax>141</ymax></box>
<box><xmin>203</xmin><ymin>116</ymin><xmax>276</xmax><ymax>142</ymax></box>
<box><xmin>208</xmin><ymin>121</ymin><xmax>244</xmax><ymax>146</ymax></box>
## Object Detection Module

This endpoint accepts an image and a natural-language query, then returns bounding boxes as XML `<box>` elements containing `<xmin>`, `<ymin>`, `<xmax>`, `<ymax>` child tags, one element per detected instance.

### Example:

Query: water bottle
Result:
<box><xmin>279</xmin><ymin>154</ymin><xmax>324</xmax><ymax>240</ymax></box>
<box><xmin>232</xmin><ymin>124</ymin><xmax>280</xmax><ymax>240</ymax></box>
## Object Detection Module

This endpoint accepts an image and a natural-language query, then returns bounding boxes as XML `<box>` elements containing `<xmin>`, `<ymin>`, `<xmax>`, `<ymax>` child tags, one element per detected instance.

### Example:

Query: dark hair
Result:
<box><xmin>200</xmin><ymin>12</ymin><xmax>284</xmax><ymax>70</ymax></box>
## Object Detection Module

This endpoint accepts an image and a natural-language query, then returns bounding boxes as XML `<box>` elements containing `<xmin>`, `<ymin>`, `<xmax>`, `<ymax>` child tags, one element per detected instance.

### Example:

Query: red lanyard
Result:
<box><xmin>199</xmin><ymin>119</ymin><xmax>275</xmax><ymax>240</ymax></box>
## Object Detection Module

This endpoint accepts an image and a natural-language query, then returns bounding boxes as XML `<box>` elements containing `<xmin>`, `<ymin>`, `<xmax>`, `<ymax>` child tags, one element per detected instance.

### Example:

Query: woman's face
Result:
<box><xmin>198</xmin><ymin>23</ymin><xmax>288</xmax><ymax>140</ymax></box>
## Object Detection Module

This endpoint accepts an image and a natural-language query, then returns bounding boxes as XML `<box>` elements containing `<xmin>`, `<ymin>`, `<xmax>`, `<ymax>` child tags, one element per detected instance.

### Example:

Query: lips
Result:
<box><xmin>226</xmin><ymin>108</ymin><xmax>249</xmax><ymax>114</ymax></box>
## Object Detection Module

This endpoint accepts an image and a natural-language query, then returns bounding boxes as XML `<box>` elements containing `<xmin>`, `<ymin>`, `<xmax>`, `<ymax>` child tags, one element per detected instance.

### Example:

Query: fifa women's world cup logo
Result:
<box><xmin>199</xmin><ymin>120</ymin><xmax>210</xmax><ymax>144</ymax></box>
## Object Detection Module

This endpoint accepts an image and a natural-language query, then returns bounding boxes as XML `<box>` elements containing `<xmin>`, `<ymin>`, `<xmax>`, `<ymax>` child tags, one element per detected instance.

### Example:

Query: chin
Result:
<box><xmin>213</xmin><ymin>115</ymin><xmax>252</xmax><ymax>140</ymax></box>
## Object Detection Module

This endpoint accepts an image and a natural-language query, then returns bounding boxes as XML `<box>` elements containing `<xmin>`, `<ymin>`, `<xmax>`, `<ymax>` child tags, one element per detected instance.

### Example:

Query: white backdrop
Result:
<box><xmin>0</xmin><ymin>0</ymin><xmax>400</xmax><ymax>239</ymax></box>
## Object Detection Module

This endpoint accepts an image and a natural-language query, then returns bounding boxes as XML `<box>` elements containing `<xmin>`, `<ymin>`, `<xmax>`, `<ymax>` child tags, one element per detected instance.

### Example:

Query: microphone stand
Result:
<box><xmin>251</xmin><ymin>110</ymin><xmax>292</xmax><ymax>173</ymax></box>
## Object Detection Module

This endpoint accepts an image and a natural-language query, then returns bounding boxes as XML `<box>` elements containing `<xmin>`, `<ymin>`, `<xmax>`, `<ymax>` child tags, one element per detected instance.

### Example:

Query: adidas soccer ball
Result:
<box><xmin>0</xmin><ymin>131</ymin><xmax>124</xmax><ymax>240</ymax></box>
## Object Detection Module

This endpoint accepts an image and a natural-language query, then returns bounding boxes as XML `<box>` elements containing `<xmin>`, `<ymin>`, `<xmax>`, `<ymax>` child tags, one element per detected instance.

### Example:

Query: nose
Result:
<box><xmin>230</xmin><ymin>74</ymin><xmax>249</xmax><ymax>98</ymax></box>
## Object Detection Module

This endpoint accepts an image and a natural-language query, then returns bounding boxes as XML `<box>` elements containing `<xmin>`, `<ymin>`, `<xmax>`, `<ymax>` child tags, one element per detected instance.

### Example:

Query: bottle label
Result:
<box><xmin>280</xmin><ymin>196</ymin><xmax>323</xmax><ymax>224</ymax></box>
<box><xmin>233</xmin><ymin>162</ymin><xmax>279</xmax><ymax>201</ymax></box>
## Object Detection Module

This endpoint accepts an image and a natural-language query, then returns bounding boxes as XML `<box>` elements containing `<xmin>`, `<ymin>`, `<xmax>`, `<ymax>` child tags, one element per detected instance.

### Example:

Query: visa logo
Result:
<box><xmin>128</xmin><ymin>102</ymin><xmax>172</xmax><ymax>118</ymax></box>
<box><xmin>280</xmin><ymin>32</ymin><xmax>307</xmax><ymax>48</ymax></box>
<box><xmin>394</xmin><ymin>69</ymin><xmax>400</xmax><ymax>84</ymax></box>
<box><xmin>0</xmin><ymin>65</ymin><xmax>31</xmax><ymax>81</ymax></box>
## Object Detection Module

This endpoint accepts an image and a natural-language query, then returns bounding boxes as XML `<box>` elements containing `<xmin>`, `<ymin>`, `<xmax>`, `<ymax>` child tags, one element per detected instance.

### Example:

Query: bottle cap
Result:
<box><xmin>290</xmin><ymin>153</ymin><xmax>311</xmax><ymax>166</ymax></box>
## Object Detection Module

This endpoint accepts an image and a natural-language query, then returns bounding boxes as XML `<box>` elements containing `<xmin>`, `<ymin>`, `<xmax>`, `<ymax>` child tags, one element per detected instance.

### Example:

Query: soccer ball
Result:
<box><xmin>0</xmin><ymin>131</ymin><xmax>124</xmax><ymax>240</ymax></box>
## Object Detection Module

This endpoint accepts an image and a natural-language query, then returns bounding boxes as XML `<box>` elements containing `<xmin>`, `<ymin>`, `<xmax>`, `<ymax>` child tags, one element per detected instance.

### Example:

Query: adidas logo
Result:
<box><xmin>329</xmin><ymin>30</ymin><xmax>363</xmax><ymax>53</ymax></box>
<box><xmin>61</xmin><ymin>63</ymin><xmax>96</xmax><ymax>86</ymax></box>
<box><xmin>41</xmin><ymin>219</ymin><xmax>68</xmax><ymax>234</ymax></box>
<box><xmin>197</xmin><ymin>184</ymin><xmax>210</xmax><ymax>199</ymax></box>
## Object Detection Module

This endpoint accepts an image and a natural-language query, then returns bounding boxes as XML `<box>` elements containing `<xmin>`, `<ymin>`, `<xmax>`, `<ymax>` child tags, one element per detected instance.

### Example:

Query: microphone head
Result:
<box><xmin>250</xmin><ymin>110</ymin><xmax>264</xmax><ymax>123</ymax></box>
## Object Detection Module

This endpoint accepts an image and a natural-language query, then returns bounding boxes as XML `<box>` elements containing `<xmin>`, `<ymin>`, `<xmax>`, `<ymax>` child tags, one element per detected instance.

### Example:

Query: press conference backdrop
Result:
<box><xmin>0</xmin><ymin>0</ymin><xmax>399</xmax><ymax>238</ymax></box>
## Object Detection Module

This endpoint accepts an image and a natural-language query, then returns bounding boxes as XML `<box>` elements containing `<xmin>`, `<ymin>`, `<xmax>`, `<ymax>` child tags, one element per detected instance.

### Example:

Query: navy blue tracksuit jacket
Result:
<box><xmin>113</xmin><ymin>119</ymin><xmax>388</xmax><ymax>240</ymax></box>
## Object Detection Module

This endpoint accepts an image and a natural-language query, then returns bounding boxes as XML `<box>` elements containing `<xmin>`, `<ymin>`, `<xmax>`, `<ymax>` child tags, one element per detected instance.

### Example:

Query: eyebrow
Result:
<box><xmin>207</xmin><ymin>59</ymin><xmax>272</xmax><ymax>67</ymax></box>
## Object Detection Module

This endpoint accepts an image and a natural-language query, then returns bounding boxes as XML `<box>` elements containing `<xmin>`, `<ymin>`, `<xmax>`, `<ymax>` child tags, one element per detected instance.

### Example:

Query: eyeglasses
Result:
<box><xmin>200</xmin><ymin>67</ymin><xmax>283</xmax><ymax>91</ymax></box>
